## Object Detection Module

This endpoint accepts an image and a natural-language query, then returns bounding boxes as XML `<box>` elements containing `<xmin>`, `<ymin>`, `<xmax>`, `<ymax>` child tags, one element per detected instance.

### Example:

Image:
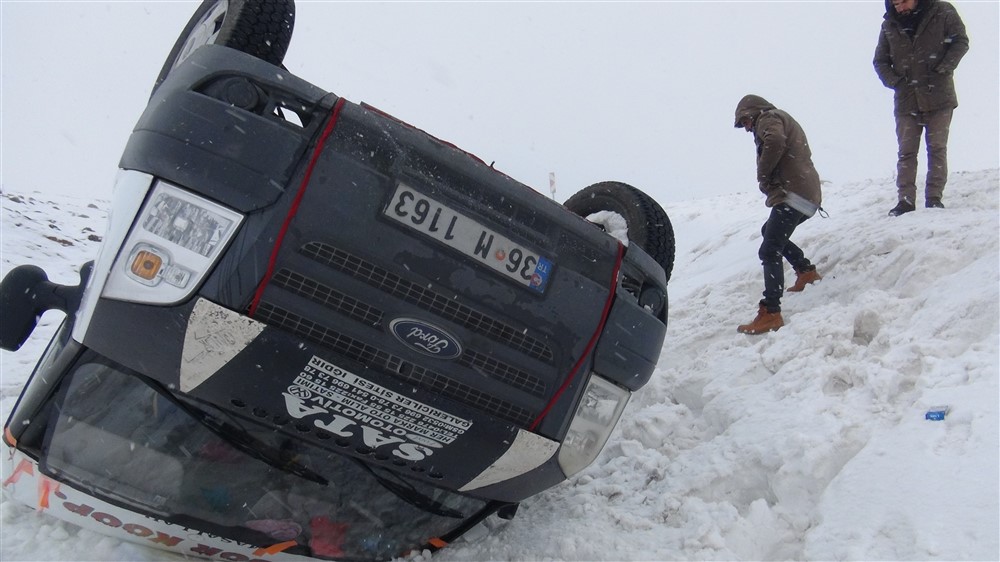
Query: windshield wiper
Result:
<box><xmin>356</xmin><ymin>461</ymin><xmax>464</xmax><ymax>518</ymax></box>
<box><xmin>190</xmin><ymin>410</ymin><xmax>329</xmax><ymax>486</ymax></box>
<box><xmin>146</xmin><ymin>378</ymin><xmax>329</xmax><ymax>486</ymax></box>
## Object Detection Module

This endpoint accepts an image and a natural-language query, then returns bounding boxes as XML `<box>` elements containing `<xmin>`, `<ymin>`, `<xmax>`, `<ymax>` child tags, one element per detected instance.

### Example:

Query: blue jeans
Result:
<box><xmin>759</xmin><ymin>204</ymin><xmax>813</xmax><ymax>312</ymax></box>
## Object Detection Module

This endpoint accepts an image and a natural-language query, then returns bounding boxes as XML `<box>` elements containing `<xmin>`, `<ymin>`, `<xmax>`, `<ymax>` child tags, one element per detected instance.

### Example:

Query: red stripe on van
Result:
<box><xmin>249</xmin><ymin>98</ymin><xmax>347</xmax><ymax>317</ymax></box>
<box><xmin>529</xmin><ymin>242</ymin><xmax>623</xmax><ymax>431</ymax></box>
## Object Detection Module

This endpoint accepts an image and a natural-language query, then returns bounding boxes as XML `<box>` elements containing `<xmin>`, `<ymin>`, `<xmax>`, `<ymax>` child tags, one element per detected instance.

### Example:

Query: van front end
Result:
<box><xmin>2</xmin><ymin>45</ymin><xmax>667</xmax><ymax>562</ymax></box>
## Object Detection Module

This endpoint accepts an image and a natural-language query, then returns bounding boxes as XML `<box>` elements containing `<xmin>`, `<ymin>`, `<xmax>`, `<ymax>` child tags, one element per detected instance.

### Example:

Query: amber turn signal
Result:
<box><xmin>129</xmin><ymin>249</ymin><xmax>163</xmax><ymax>281</ymax></box>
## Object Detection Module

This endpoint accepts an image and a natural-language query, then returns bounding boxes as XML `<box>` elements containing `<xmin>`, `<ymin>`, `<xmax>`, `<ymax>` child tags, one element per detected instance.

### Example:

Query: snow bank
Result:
<box><xmin>1</xmin><ymin>170</ymin><xmax>997</xmax><ymax>561</ymax></box>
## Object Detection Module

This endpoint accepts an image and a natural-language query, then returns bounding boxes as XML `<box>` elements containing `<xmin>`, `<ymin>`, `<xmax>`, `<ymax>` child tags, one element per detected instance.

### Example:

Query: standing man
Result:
<box><xmin>734</xmin><ymin>95</ymin><xmax>823</xmax><ymax>335</ymax></box>
<box><xmin>874</xmin><ymin>0</ymin><xmax>969</xmax><ymax>216</ymax></box>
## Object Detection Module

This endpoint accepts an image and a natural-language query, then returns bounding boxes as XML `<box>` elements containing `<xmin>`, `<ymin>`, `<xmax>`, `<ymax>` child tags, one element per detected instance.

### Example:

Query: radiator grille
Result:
<box><xmin>272</xmin><ymin>269</ymin><xmax>382</xmax><ymax>327</ymax></box>
<box><xmin>459</xmin><ymin>351</ymin><xmax>546</xmax><ymax>397</ymax></box>
<box><xmin>300</xmin><ymin>242</ymin><xmax>554</xmax><ymax>363</ymax></box>
<box><xmin>268</xmin><ymin>267</ymin><xmax>546</xmax><ymax>398</ymax></box>
<box><xmin>254</xmin><ymin>302</ymin><xmax>535</xmax><ymax>427</ymax></box>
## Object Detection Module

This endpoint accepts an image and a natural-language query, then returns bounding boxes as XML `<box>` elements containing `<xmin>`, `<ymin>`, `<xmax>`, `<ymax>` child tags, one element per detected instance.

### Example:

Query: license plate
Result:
<box><xmin>384</xmin><ymin>184</ymin><xmax>554</xmax><ymax>293</ymax></box>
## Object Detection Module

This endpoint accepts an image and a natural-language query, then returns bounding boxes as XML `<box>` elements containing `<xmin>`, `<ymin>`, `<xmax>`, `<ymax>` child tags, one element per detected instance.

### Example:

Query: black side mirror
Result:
<box><xmin>496</xmin><ymin>502</ymin><xmax>520</xmax><ymax>520</ymax></box>
<box><xmin>0</xmin><ymin>262</ymin><xmax>93</xmax><ymax>351</ymax></box>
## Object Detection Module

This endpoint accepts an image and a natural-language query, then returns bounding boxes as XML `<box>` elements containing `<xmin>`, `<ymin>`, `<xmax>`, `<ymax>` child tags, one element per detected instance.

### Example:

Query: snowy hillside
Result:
<box><xmin>1</xmin><ymin>170</ymin><xmax>998</xmax><ymax>561</ymax></box>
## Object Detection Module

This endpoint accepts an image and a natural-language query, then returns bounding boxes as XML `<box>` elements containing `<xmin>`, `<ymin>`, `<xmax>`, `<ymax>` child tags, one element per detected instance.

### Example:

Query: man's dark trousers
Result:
<box><xmin>895</xmin><ymin>108</ymin><xmax>953</xmax><ymax>204</ymax></box>
<box><xmin>759</xmin><ymin>204</ymin><xmax>812</xmax><ymax>312</ymax></box>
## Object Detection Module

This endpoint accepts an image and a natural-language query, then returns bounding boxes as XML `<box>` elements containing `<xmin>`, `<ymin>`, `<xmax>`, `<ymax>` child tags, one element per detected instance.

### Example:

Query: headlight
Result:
<box><xmin>557</xmin><ymin>374</ymin><xmax>630</xmax><ymax>477</ymax></box>
<box><xmin>101</xmin><ymin>181</ymin><xmax>243</xmax><ymax>304</ymax></box>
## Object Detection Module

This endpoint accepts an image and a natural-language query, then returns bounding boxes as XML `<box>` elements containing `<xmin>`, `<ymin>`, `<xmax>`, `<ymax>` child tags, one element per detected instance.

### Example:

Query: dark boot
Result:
<box><xmin>737</xmin><ymin>305</ymin><xmax>784</xmax><ymax>335</ymax></box>
<box><xmin>888</xmin><ymin>200</ymin><xmax>916</xmax><ymax>216</ymax></box>
<box><xmin>788</xmin><ymin>269</ymin><xmax>821</xmax><ymax>293</ymax></box>
<box><xmin>926</xmin><ymin>198</ymin><xmax>945</xmax><ymax>209</ymax></box>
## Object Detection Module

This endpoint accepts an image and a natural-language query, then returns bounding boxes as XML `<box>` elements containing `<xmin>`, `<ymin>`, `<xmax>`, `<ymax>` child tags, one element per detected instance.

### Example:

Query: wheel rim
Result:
<box><xmin>173</xmin><ymin>0</ymin><xmax>229</xmax><ymax>70</ymax></box>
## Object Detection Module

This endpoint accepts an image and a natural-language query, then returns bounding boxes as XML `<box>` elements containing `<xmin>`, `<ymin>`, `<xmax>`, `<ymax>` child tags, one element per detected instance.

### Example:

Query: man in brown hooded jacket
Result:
<box><xmin>874</xmin><ymin>0</ymin><xmax>969</xmax><ymax>216</ymax></box>
<box><xmin>734</xmin><ymin>95</ymin><xmax>823</xmax><ymax>335</ymax></box>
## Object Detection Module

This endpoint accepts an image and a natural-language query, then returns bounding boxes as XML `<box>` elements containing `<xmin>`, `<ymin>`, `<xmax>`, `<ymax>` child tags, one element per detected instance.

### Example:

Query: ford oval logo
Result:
<box><xmin>389</xmin><ymin>318</ymin><xmax>462</xmax><ymax>359</ymax></box>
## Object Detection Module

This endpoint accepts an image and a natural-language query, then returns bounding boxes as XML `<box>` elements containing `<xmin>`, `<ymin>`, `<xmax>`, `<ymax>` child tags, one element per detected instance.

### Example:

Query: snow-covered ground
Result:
<box><xmin>1</xmin><ymin>169</ymin><xmax>998</xmax><ymax>561</ymax></box>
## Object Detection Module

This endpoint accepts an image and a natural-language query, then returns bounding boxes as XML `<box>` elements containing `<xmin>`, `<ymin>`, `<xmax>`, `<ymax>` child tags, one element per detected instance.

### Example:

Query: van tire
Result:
<box><xmin>564</xmin><ymin>181</ymin><xmax>675</xmax><ymax>283</ymax></box>
<box><xmin>153</xmin><ymin>0</ymin><xmax>295</xmax><ymax>93</ymax></box>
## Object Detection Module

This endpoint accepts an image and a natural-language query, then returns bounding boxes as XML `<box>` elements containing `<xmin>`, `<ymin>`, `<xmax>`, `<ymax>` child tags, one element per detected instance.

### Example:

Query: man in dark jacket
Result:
<box><xmin>874</xmin><ymin>0</ymin><xmax>969</xmax><ymax>216</ymax></box>
<box><xmin>733</xmin><ymin>95</ymin><xmax>823</xmax><ymax>335</ymax></box>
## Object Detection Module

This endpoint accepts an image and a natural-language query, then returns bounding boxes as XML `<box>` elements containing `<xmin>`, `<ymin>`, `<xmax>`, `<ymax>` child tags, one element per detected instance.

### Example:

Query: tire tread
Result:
<box><xmin>564</xmin><ymin>181</ymin><xmax>675</xmax><ymax>282</ymax></box>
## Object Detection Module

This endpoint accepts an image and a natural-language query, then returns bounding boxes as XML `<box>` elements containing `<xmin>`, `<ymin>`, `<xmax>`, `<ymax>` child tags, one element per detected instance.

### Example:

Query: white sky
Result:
<box><xmin>1</xmin><ymin>1</ymin><xmax>998</xmax><ymax>207</ymax></box>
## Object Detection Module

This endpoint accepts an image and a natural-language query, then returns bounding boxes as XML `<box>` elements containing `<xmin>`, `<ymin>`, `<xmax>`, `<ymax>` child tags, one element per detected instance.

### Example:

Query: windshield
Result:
<box><xmin>40</xmin><ymin>358</ymin><xmax>487</xmax><ymax>561</ymax></box>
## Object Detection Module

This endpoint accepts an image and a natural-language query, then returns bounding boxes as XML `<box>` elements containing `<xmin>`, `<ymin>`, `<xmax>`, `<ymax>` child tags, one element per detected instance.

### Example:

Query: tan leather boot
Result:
<box><xmin>737</xmin><ymin>305</ymin><xmax>784</xmax><ymax>335</ymax></box>
<box><xmin>787</xmin><ymin>269</ymin><xmax>821</xmax><ymax>293</ymax></box>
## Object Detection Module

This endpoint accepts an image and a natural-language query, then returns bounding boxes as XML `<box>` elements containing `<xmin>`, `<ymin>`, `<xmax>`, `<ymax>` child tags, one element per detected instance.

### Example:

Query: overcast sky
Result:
<box><xmin>1</xmin><ymin>1</ymin><xmax>997</xmax><ymax>208</ymax></box>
